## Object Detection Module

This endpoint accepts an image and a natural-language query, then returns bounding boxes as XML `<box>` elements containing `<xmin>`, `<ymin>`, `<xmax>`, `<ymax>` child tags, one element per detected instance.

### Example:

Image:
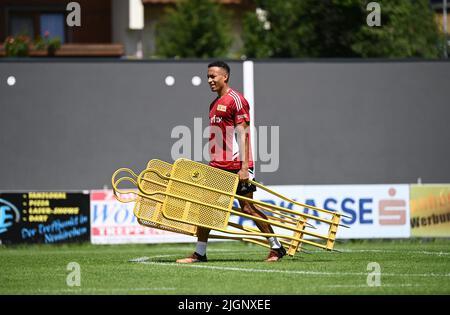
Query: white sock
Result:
<box><xmin>268</xmin><ymin>237</ymin><xmax>281</xmax><ymax>249</ymax></box>
<box><xmin>195</xmin><ymin>241</ymin><xmax>207</xmax><ymax>256</ymax></box>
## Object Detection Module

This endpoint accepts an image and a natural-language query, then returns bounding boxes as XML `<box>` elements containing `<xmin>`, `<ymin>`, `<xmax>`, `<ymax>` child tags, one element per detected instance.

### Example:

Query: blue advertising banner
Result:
<box><xmin>0</xmin><ymin>192</ymin><xmax>90</xmax><ymax>244</ymax></box>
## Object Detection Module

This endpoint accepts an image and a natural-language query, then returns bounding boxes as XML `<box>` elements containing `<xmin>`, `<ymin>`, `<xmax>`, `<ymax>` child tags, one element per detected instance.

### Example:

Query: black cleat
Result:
<box><xmin>265</xmin><ymin>246</ymin><xmax>286</xmax><ymax>262</ymax></box>
<box><xmin>176</xmin><ymin>252</ymin><xmax>208</xmax><ymax>263</ymax></box>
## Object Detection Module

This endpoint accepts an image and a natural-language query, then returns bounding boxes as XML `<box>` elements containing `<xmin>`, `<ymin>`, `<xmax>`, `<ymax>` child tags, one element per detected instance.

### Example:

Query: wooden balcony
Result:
<box><xmin>0</xmin><ymin>43</ymin><xmax>125</xmax><ymax>58</ymax></box>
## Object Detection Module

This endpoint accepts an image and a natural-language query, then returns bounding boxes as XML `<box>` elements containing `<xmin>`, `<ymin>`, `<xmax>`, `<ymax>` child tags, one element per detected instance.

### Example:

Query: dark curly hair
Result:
<box><xmin>208</xmin><ymin>61</ymin><xmax>230</xmax><ymax>83</ymax></box>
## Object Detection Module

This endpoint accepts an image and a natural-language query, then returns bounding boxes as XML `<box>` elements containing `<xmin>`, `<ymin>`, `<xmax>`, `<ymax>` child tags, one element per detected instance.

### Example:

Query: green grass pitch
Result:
<box><xmin>1</xmin><ymin>239</ymin><xmax>449</xmax><ymax>295</ymax></box>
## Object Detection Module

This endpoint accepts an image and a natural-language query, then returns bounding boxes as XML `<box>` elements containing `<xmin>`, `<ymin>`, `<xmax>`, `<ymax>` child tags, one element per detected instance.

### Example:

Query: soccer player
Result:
<box><xmin>176</xmin><ymin>61</ymin><xmax>286</xmax><ymax>263</ymax></box>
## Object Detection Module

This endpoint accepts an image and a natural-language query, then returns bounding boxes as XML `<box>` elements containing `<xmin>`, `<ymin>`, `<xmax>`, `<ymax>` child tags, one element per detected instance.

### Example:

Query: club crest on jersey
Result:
<box><xmin>217</xmin><ymin>104</ymin><xmax>227</xmax><ymax>112</ymax></box>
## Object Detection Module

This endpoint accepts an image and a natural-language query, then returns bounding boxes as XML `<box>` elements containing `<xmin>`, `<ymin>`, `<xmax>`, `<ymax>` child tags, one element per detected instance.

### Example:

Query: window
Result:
<box><xmin>40</xmin><ymin>14</ymin><xmax>65</xmax><ymax>43</ymax></box>
<box><xmin>10</xmin><ymin>13</ymin><xmax>34</xmax><ymax>37</ymax></box>
<box><xmin>7</xmin><ymin>8</ymin><xmax>67</xmax><ymax>43</ymax></box>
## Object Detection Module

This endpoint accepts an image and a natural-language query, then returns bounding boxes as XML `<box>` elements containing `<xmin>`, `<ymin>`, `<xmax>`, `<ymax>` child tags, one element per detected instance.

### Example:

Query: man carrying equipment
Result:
<box><xmin>176</xmin><ymin>61</ymin><xmax>286</xmax><ymax>263</ymax></box>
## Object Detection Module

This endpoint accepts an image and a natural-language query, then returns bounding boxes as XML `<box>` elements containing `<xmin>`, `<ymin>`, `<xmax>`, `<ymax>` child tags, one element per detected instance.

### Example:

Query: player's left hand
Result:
<box><xmin>237</xmin><ymin>168</ymin><xmax>249</xmax><ymax>182</ymax></box>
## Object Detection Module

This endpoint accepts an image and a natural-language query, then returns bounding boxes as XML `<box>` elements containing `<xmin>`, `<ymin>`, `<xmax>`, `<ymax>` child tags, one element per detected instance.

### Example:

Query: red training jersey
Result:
<box><xmin>208</xmin><ymin>88</ymin><xmax>254</xmax><ymax>170</ymax></box>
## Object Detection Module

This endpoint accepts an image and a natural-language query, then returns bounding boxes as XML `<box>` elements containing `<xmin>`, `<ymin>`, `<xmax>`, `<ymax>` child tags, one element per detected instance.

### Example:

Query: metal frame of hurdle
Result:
<box><xmin>112</xmin><ymin>158</ymin><xmax>349</xmax><ymax>256</ymax></box>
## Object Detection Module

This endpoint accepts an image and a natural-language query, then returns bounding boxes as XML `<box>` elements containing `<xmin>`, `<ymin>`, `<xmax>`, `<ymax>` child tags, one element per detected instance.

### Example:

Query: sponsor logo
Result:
<box><xmin>237</xmin><ymin>114</ymin><xmax>248</xmax><ymax>120</ymax></box>
<box><xmin>378</xmin><ymin>188</ymin><xmax>406</xmax><ymax>225</ymax></box>
<box><xmin>210</xmin><ymin>115</ymin><xmax>223</xmax><ymax>124</ymax></box>
<box><xmin>0</xmin><ymin>199</ymin><xmax>20</xmax><ymax>234</ymax></box>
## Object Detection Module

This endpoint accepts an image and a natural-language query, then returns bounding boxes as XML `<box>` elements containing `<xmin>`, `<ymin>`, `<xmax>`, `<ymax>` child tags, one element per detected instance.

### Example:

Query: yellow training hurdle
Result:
<box><xmin>112</xmin><ymin>158</ymin><xmax>349</xmax><ymax>256</ymax></box>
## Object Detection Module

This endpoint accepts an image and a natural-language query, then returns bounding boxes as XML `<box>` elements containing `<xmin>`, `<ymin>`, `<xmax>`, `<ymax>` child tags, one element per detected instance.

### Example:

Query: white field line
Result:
<box><xmin>127</xmin><ymin>248</ymin><xmax>450</xmax><ymax>260</ymax></box>
<box><xmin>128</xmin><ymin>250</ymin><xmax>265</xmax><ymax>262</ymax></box>
<box><xmin>311</xmin><ymin>249</ymin><xmax>450</xmax><ymax>256</ymax></box>
<box><xmin>134</xmin><ymin>259</ymin><xmax>450</xmax><ymax>278</ymax></box>
<box><xmin>129</xmin><ymin>255</ymin><xmax>177</xmax><ymax>262</ymax></box>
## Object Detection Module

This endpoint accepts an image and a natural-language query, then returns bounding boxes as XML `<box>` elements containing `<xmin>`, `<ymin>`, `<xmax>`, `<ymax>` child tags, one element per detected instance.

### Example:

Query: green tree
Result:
<box><xmin>155</xmin><ymin>0</ymin><xmax>232</xmax><ymax>58</ymax></box>
<box><xmin>353</xmin><ymin>0</ymin><xmax>444</xmax><ymax>58</ymax></box>
<box><xmin>243</xmin><ymin>0</ymin><xmax>444</xmax><ymax>58</ymax></box>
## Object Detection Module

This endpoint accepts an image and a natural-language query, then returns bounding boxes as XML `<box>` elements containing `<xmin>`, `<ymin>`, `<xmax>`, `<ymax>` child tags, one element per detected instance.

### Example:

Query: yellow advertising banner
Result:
<box><xmin>410</xmin><ymin>185</ymin><xmax>450</xmax><ymax>237</ymax></box>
